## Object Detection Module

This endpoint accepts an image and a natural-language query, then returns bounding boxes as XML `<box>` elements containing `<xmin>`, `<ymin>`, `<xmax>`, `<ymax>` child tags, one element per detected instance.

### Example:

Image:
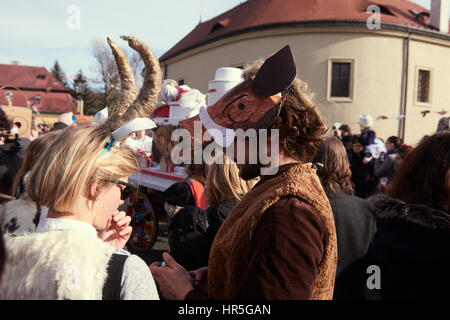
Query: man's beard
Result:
<box><xmin>238</xmin><ymin>163</ymin><xmax>261</xmax><ymax>181</ymax></box>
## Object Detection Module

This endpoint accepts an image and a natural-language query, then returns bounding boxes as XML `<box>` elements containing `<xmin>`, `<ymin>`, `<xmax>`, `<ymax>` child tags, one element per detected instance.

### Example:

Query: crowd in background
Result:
<box><xmin>0</xmin><ymin>102</ymin><xmax>449</xmax><ymax>300</ymax></box>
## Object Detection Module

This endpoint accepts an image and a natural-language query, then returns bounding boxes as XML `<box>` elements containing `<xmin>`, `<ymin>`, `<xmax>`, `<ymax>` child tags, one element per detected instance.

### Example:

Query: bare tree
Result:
<box><xmin>90</xmin><ymin>38</ymin><xmax>144</xmax><ymax>108</ymax></box>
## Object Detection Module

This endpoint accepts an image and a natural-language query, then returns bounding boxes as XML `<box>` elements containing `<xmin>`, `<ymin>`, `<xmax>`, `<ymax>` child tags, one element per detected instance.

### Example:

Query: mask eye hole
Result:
<box><xmin>238</xmin><ymin>103</ymin><xmax>245</xmax><ymax>110</ymax></box>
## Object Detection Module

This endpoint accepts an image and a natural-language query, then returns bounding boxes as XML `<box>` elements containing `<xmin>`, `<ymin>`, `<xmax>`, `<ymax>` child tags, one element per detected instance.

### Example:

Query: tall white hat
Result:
<box><xmin>207</xmin><ymin>67</ymin><xmax>243</xmax><ymax>106</ymax></box>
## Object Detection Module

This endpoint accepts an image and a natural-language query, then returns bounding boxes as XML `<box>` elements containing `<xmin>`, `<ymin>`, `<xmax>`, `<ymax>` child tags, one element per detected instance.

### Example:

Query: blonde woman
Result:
<box><xmin>0</xmin><ymin>35</ymin><xmax>163</xmax><ymax>300</ymax></box>
<box><xmin>0</xmin><ymin>125</ymin><xmax>159</xmax><ymax>299</ymax></box>
<box><xmin>167</xmin><ymin>154</ymin><xmax>254</xmax><ymax>271</ymax></box>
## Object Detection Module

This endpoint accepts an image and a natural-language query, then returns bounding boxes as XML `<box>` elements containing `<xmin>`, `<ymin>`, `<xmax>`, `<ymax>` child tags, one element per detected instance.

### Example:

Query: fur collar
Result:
<box><xmin>368</xmin><ymin>194</ymin><xmax>450</xmax><ymax>231</ymax></box>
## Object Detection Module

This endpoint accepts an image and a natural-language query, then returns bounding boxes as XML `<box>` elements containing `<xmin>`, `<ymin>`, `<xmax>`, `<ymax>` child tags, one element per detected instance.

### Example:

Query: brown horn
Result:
<box><xmin>111</xmin><ymin>35</ymin><xmax>162</xmax><ymax>129</ymax></box>
<box><xmin>104</xmin><ymin>37</ymin><xmax>139</xmax><ymax>127</ymax></box>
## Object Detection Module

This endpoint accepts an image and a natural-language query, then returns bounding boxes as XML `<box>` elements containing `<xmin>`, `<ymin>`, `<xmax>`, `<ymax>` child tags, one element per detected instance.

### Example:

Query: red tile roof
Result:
<box><xmin>0</xmin><ymin>64</ymin><xmax>76</xmax><ymax>113</ymax></box>
<box><xmin>160</xmin><ymin>0</ymin><xmax>450</xmax><ymax>61</ymax></box>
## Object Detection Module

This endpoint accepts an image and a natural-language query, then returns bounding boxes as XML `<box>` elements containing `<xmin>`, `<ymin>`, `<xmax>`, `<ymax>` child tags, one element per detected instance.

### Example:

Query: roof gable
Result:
<box><xmin>160</xmin><ymin>0</ymin><xmax>449</xmax><ymax>61</ymax></box>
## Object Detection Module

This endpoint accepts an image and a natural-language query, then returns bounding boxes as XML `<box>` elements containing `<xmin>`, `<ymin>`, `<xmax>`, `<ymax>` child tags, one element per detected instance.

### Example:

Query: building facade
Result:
<box><xmin>160</xmin><ymin>0</ymin><xmax>450</xmax><ymax>144</ymax></box>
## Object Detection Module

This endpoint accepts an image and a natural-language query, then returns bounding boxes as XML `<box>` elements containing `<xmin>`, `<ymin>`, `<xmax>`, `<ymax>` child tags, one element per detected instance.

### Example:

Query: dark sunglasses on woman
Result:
<box><xmin>105</xmin><ymin>180</ymin><xmax>135</xmax><ymax>200</ymax></box>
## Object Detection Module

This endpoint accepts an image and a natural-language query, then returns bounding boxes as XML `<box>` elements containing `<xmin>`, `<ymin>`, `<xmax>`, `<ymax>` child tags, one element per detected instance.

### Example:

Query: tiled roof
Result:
<box><xmin>0</xmin><ymin>64</ymin><xmax>76</xmax><ymax>113</ymax></box>
<box><xmin>160</xmin><ymin>0</ymin><xmax>449</xmax><ymax>61</ymax></box>
<box><xmin>0</xmin><ymin>89</ymin><xmax>76</xmax><ymax>114</ymax></box>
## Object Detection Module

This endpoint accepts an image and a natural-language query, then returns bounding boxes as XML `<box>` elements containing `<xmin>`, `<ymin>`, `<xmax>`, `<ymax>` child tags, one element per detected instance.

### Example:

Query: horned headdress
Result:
<box><xmin>98</xmin><ymin>36</ymin><xmax>162</xmax><ymax>149</ymax></box>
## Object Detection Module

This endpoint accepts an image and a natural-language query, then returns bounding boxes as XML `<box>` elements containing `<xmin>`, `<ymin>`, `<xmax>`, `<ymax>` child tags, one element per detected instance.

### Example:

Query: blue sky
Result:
<box><xmin>0</xmin><ymin>0</ymin><xmax>444</xmax><ymax>86</ymax></box>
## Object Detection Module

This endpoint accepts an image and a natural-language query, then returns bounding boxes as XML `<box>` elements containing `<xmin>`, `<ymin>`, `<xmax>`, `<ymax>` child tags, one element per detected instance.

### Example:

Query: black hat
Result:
<box><xmin>50</xmin><ymin>122</ymin><xmax>68</xmax><ymax>132</ymax></box>
<box><xmin>164</xmin><ymin>182</ymin><xmax>194</xmax><ymax>207</ymax></box>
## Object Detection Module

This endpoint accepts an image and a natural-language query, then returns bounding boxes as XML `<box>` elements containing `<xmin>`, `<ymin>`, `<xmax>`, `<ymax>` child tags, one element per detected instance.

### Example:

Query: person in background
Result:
<box><xmin>394</xmin><ymin>143</ymin><xmax>413</xmax><ymax>169</ymax></box>
<box><xmin>1</xmin><ymin>131</ymin><xmax>60</xmax><ymax>235</ymax></box>
<box><xmin>358</xmin><ymin>114</ymin><xmax>376</xmax><ymax>148</ymax></box>
<box><xmin>0</xmin><ymin>109</ymin><xmax>25</xmax><ymax>196</ymax></box>
<box><xmin>339</xmin><ymin>124</ymin><xmax>354</xmax><ymax>158</ymax></box>
<box><xmin>0</xmin><ymin>125</ymin><xmax>159</xmax><ymax>300</ymax></box>
<box><xmin>367</xmin><ymin>131</ymin><xmax>450</xmax><ymax>299</ymax></box>
<box><xmin>167</xmin><ymin>153</ymin><xmax>254</xmax><ymax>271</ymax></box>
<box><xmin>350</xmin><ymin>136</ymin><xmax>376</xmax><ymax>198</ymax></box>
<box><xmin>313</xmin><ymin>137</ymin><xmax>376</xmax><ymax>300</ymax></box>
<box><xmin>436</xmin><ymin>116</ymin><xmax>449</xmax><ymax>132</ymax></box>
<box><xmin>50</xmin><ymin>112</ymin><xmax>75</xmax><ymax>132</ymax></box>
<box><xmin>130</xmin><ymin>129</ymin><xmax>153</xmax><ymax>153</ymax></box>
<box><xmin>374</xmin><ymin>136</ymin><xmax>402</xmax><ymax>190</ymax></box>
<box><xmin>332</xmin><ymin>122</ymin><xmax>342</xmax><ymax>139</ymax></box>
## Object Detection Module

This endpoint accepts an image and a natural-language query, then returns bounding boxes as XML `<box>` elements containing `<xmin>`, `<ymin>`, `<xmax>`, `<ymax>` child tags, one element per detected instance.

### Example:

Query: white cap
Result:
<box><xmin>333</xmin><ymin>122</ymin><xmax>342</xmax><ymax>130</ymax></box>
<box><xmin>358</xmin><ymin>114</ymin><xmax>373</xmax><ymax>128</ymax></box>
<box><xmin>58</xmin><ymin>112</ymin><xmax>74</xmax><ymax>126</ymax></box>
<box><xmin>207</xmin><ymin>67</ymin><xmax>243</xmax><ymax>106</ymax></box>
<box><xmin>93</xmin><ymin>107</ymin><xmax>108</xmax><ymax>125</ymax></box>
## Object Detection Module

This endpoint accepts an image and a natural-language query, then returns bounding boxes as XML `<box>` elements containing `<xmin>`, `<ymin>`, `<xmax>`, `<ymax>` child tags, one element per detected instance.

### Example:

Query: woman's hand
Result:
<box><xmin>149</xmin><ymin>252</ymin><xmax>194</xmax><ymax>300</ymax></box>
<box><xmin>98</xmin><ymin>210</ymin><xmax>132</xmax><ymax>249</ymax></box>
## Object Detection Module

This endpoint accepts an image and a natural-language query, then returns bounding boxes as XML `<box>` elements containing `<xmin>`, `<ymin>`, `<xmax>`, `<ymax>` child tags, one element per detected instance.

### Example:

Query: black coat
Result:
<box><xmin>0</xmin><ymin>140</ymin><xmax>26</xmax><ymax>195</ymax></box>
<box><xmin>367</xmin><ymin>194</ymin><xmax>450</xmax><ymax>300</ymax></box>
<box><xmin>168</xmin><ymin>199</ymin><xmax>237</xmax><ymax>270</ymax></box>
<box><xmin>329</xmin><ymin>191</ymin><xmax>376</xmax><ymax>300</ymax></box>
<box><xmin>350</xmin><ymin>152</ymin><xmax>375</xmax><ymax>198</ymax></box>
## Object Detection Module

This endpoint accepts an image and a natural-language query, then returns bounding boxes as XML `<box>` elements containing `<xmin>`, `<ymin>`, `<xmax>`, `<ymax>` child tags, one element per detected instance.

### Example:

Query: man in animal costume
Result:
<box><xmin>150</xmin><ymin>46</ymin><xmax>338</xmax><ymax>299</ymax></box>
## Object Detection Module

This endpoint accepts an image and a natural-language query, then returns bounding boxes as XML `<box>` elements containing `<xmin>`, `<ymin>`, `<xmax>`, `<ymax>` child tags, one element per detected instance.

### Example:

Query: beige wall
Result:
<box><xmin>405</xmin><ymin>39</ymin><xmax>450</xmax><ymax>144</ymax></box>
<box><xmin>162</xmin><ymin>27</ymin><xmax>450</xmax><ymax>145</ymax></box>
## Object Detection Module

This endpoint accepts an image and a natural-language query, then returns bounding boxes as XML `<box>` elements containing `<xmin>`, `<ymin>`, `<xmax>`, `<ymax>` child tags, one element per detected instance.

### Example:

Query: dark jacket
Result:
<box><xmin>329</xmin><ymin>191</ymin><xmax>376</xmax><ymax>300</ymax></box>
<box><xmin>367</xmin><ymin>194</ymin><xmax>450</xmax><ymax>300</ymax></box>
<box><xmin>374</xmin><ymin>149</ymin><xmax>397</xmax><ymax>185</ymax></box>
<box><xmin>0</xmin><ymin>140</ymin><xmax>25</xmax><ymax>195</ymax></box>
<box><xmin>168</xmin><ymin>199</ymin><xmax>237</xmax><ymax>271</ymax></box>
<box><xmin>341</xmin><ymin>134</ymin><xmax>354</xmax><ymax>159</ymax></box>
<box><xmin>350</xmin><ymin>152</ymin><xmax>375</xmax><ymax>198</ymax></box>
<box><xmin>359</xmin><ymin>130</ymin><xmax>376</xmax><ymax>147</ymax></box>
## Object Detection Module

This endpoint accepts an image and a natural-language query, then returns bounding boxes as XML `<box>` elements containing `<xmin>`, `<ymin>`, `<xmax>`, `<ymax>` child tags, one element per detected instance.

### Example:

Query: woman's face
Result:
<box><xmin>92</xmin><ymin>176</ymin><xmax>129</xmax><ymax>230</ymax></box>
<box><xmin>353</xmin><ymin>143</ymin><xmax>363</xmax><ymax>154</ymax></box>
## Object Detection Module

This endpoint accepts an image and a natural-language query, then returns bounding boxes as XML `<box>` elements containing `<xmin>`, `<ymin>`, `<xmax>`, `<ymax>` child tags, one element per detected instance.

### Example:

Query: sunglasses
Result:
<box><xmin>105</xmin><ymin>180</ymin><xmax>135</xmax><ymax>200</ymax></box>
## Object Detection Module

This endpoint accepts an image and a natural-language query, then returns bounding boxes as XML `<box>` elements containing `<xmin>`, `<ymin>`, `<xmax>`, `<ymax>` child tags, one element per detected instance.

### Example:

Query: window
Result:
<box><xmin>417</xmin><ymin>69</ymin><xmax>431</xmax><ymax>103</ymax></box>
<box><xmin>331</xmin><ymin>62</ymin><xmax>351</xmax><ymax>98</ymax></box>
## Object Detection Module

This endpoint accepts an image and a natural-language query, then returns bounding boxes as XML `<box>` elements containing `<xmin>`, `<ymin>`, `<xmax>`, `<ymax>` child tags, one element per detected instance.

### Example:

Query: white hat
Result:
<box><xmin>358</xmin><ymin>114</ymin><xmax>373</xmax><ymax>128</ymax></box>
<box><xmin>333</xmin><ymin>122</ymin><xmax>342</xmax><ymax>130</ymax></box>
<box><xmin>93</xmin><ymin>107</ymin><xmax>108</xmax><ymax>124</ymax></box>
<box><xmin>58</xmin><ymin>112</ymin><xmax>74</xmax><ymax>126</ymax></box>
<box><xmin>207</xmin><ymin>67</ymin><xmax>243</xmax><ymax>106</ymax></box>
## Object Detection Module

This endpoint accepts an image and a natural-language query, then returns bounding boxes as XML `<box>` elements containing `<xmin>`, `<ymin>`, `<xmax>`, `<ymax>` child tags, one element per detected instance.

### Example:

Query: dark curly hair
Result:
<box><xmin>390</xmin><ymin>131</ymin><xmax>450</xmax><ymax>213</ymax></box>
<box><xmin>0</xmin><ymin>108</ymin><xmax>12</xmax><ymax>131</ymax></box>
<box><xmin>242</xmin><ymin>59</ymin><xmax>327</xmax><ymax>162</ymax></box>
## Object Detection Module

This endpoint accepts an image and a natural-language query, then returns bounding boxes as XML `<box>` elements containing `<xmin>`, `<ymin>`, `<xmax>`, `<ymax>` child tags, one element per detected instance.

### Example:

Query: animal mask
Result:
<box><xmin>180</xmin><ymin>45</ymin><xmax>297</xmax><ymax>147</ymax></box>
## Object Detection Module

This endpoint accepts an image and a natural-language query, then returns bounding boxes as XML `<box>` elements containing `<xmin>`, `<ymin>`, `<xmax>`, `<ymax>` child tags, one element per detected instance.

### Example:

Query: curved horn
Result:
<box><xmin>104</xmin><ymin>37</ymin><xmax>139</xmax><ymax>126</ymax></box>
<box><xmin>110</xmin><ymin>35</ymin><xmax>162</xmax><ymax>129</ymax></box>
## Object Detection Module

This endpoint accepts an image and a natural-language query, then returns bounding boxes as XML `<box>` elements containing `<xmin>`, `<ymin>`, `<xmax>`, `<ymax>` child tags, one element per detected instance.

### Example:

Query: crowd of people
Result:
<box><xmin>0</xmin><ymin>39</ymin><xmax>449</xmax><ymax>301</ymax></box>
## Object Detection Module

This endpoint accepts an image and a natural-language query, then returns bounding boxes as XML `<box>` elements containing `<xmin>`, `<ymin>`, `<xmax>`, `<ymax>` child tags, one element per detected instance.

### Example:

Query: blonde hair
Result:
<box><xmin>206</xmin><ymin>154</ymin><xmax>254</xmax><ymax>206</ymax></box>
<box><xmin>11</xmin><ymin>131</ymin><xmax>60</xmax><ymax>197</ymax></box>
<box><xmin>27</xmin><ymin>125</ymin><xmax>139</xmax><ymax>212</ymax></box>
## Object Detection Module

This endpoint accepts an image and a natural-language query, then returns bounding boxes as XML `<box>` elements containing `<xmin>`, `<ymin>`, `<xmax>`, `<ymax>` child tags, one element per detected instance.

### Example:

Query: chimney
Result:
<box><xmin>430</xmin><ymin>0</ymin><xmax>449</xmax><ymax>33</ymax></box>
<box><xmin>11</xmin><ymin>60</ymin><xmax>20</xmax><ymax>65</ymax></box>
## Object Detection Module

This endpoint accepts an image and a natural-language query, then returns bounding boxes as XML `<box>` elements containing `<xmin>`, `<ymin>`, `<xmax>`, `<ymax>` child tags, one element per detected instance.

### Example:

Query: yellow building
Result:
<box><xmin>160</xmin><ymin>0</ymin><xmax>450</xmax><ymax>144</ymax></box>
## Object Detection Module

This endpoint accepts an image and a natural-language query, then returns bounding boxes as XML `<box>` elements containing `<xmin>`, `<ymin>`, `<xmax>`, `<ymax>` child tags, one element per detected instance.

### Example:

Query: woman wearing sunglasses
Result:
<box><xmin>0</xmin><ymin>125</ymin><xmax>159</xmax><ymax>300</ymax></box>
<box><xmin>0</xmin><ymin>35</ymin><xmax>162</xmax><ymax>300</ymax></box>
